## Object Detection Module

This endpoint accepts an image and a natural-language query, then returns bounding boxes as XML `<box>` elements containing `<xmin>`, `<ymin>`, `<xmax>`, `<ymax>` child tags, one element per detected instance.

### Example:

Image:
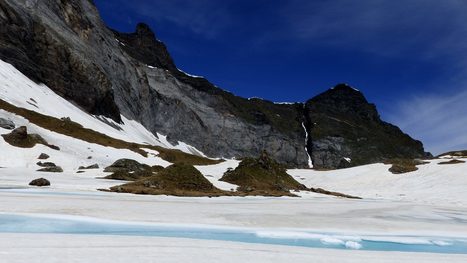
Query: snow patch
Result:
<box><xmin>301</xmin><ymin>122</ymin><xmax>313</xmax><ymax>168</ymax></box>
<box><xmin>345</xmin><ymin>241</ymin><xmax>362</xmax><ymax>249</ymax></box>
<box><xmin>177</xmin><ymin>68</ymin><xmax>203</xmax><ymax>78</ymax></box>
<box><xmin>274</xmin><ymin>102</ymin><xmax>300</xmax><ymax>105</ymax></box>
<box><xmin>115</xmin><ymin>39</ymin><xmax>126</xmax><ymax>46</ymax></box>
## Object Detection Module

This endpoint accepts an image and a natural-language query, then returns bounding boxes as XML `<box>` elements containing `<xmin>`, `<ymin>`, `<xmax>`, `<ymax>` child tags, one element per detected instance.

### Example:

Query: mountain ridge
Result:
<box><xmin>0</xmin><ymin>0</ymin><xmax>427</xmax><ymax>168</ymax></box>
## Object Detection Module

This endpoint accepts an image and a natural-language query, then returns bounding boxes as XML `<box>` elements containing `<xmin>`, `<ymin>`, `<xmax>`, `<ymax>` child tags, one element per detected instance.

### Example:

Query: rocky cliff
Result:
<box><xmin>304</xmin><ymin>84</ymin><xmax>427</xmax><ymax>169</ymax></box>
<box><xmin>0</xmin><ymin>0</ymin><xmax>428</xmax><ymax>168</ymax></box>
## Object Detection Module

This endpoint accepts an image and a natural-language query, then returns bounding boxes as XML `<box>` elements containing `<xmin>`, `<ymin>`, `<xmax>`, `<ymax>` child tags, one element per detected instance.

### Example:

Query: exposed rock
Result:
<box><xmin>37</xmin><ymin>153</ymin><xmax>50</xmax><ymax>160</ymax></box>
<box><xmin>104</xmin><ymin>165</ymin><xmax>165</xmax><ymax>181</ymax></box>
<box><xmin>29</xmin><ymin>178</ymin><xmax>50</xmax><ymax>187</ymax></box>
<box><xmin>104</xmin><ymin>159</ymin><xmax>150</xmax><ymax>173</ymax></box>
<box><xmin>304</xmin><ymin>84</ymin><xmax>428</xmax><ymax>169</ymax></box>
<box><xmin>78</xmin><ymin>163</ymin><xmax>99</xmax><ymax>170</ymax></box>
<box><xmin>36</xmin><ymin>161</ymin><xmax>57</xmax><ymax>167</ymax></box>
<box><xmin>37</xmin><ymin>166</ymin><xmax>63</xmax><ymax>173</ymax></box>
<box><xmin>2</xmin><ymin>126</ymin><xmax>59</xmax><ymax>150</ymax></box>
<box><xmin>112</xmin><ymin>23</ymin><xmax>176</xmax><ymax>72</ymax></box>
<box><xmin>36</xmin><ymin>161</ymin><xmax>63</xmax><ymax>173</ymax></box>
<box><xmin>0</xmin><ymin>118</ymin><xmax>15</xmax><ymax>130</ymax></box>
<box><xmin>0</xmin><ymin>0</ymin><xmax>121</xmax><ymax>122</ymax></box>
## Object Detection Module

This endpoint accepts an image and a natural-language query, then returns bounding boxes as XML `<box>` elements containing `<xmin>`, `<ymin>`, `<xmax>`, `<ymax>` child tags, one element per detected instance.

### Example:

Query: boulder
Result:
<box><xmin>104</xmin><ymin>159</ymin><xmax>150</xmax><ymax>173</ymax></box>
<box><xmin>37</xmin><ymin>153</ymin><xmax>50</xmax><ymax>160</ymax></box>
<box><xmin>0</xmin><ymin>118</ymin><xmax>15</xmax><ymax>130</ymax></box>
<box><xmin>29</xmin><ymin>178</ymin><xmax>50</xmax><ymax>187</ymax></box>
<box><xmin>2</xmin><ymin>126</ymin><xmax>60</xmax><ymax>150</ymax></box>
<box><xmin>37</xmin><ymin>166</ymin><xmax>63</xmax><ymax>173</ymax></box>
<box><xmin>78</xmin><ymin>164</ymin><xmax>99</xmax><ymax>170</ymax></box>
<box><xmin>36</xmin><ymin>161</ymin><xmax>57</xmax><ymax>167</ymax></box>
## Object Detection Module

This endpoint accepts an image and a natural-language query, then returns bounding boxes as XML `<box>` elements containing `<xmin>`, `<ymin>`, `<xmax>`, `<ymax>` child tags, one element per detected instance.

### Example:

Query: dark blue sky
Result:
<box><xmin>94</xmin><ymin>0</ymin><xmax>467</xmax><ymax>154</ymax></box>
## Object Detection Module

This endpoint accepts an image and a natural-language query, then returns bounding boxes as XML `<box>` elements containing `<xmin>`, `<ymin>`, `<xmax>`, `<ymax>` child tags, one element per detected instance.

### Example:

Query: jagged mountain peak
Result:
<box><xmin>135</xmin><ymin>22</ymin><xmax>155</xmax><ymax>37</ymax></box>
<box><xmin>308</xmin><ymin>83</ymin><xmax>379</xmax><ymax>122</ymax></box>
<box><xmin>112</xmin><ymin>22</ymin><xmax>176</xmax><ymax>71</ymax></box>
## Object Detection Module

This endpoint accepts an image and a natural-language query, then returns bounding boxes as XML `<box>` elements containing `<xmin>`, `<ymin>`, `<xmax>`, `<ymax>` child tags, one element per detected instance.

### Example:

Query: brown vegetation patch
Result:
<box><xmin>0</xmin><ymin>99</ymin><xmax>221</xmax><ymax>165</ymax></box>
<box><xmin>385</xmin><ymin>158</ymin><xmax>429</xmax><ymax>174</ymax></box>
<box><xmin>437</xmin><ymin>150</ymin><xmax>467</xmax><ymax>158</ymax></box>
<box><xmin>108</xmin><ymin>163</ymin><xmax>226</xmax><ymax>197</ymax></box>
<box><xmin>103</xmin><ymin>154</ymin><xmax>360</xmax><ymax>198</ymax></box>
<box><xmin>438</xmin><ymin>159</ymin><xmax>466</xmax><ymax>165</ymax></box>
<box><xmin>220</xmin><ymin>151</ymin><xmax>307</xmax><ymax>196</ymax></box>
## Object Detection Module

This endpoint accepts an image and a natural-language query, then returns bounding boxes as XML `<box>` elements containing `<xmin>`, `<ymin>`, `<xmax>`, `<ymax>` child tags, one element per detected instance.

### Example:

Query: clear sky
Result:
<box><xmin>94</xmin><ymin>0</ymin><xmax>467</xmax><ymax>155</ymax></box>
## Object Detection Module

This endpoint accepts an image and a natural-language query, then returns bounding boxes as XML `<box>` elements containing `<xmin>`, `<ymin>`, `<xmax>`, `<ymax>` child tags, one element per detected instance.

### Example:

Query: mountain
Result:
<box><xmin>0</xmin><ymin>0</ymin><xmax>427</xmax><ymax>168</ymax></box>
<box><xmin>304</xmin><ymin>84</ymin><xmax>428</xmax><ymax>169</ymax></box>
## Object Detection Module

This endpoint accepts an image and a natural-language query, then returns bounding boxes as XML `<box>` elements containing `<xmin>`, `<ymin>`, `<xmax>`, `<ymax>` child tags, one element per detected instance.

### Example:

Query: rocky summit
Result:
<box><xmin>0</xmin><ymin>0</ymin><xmax>427</xmax><ymax>169</ymax></box>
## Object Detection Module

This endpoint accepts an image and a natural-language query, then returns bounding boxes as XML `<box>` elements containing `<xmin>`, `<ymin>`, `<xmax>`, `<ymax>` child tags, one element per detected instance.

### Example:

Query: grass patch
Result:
<box><xmin>104</xmin><ymin>156</ymin><xmax>360</xmax><ymax>198</ymax></box>
<box><xmin>108</xmin><ymin>163</ymin><xmax>226</xmax><ymax>197</ymax></box>
<box><xmin>220</xmin><ymin>151</ymin><xmax>307</xmax><ymax>196</ymax></box>
<box><xmin>438</xmin><ymin>159</ymin><xmax>466</xmax><ymax>165</ymax></box>
<box><xmin>104</xmin><ymin>170</ymin><xmax>154</xmax><ymax>181</ymax></box>
<box><xmin>103</xmin><ymin>159</ymin><xmax>164</xmax><ymax>181</ymax></box>
<box><xmin>437</xmin><ymin>150</ymin><xmax>467</xmax><ymax>158</ymax></box>
<box><xmin>385</xmin><ymin>159</ymin><xmax>428</xmax><ymax>174</ymax></box>
<box><xmin>0</xmin><ymin>99</ymin><xmax>221</xmax><ymax>165</ymax></box>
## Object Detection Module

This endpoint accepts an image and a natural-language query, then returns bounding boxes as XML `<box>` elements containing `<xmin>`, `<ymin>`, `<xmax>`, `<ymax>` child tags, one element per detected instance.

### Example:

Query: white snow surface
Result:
<box><xmin>289</xmin><ymin>159</ymin><xmax>467</xmax><ymax>206</ymax></box>
<box><xmin>177</xmin><ymin>68</ymin><xmax>203</xmax><ymax>78</ymax></box>
<box><xmin>301</xmin><ymin>122</ymin><xmax>313</xmax><ymax>168</ymax></box>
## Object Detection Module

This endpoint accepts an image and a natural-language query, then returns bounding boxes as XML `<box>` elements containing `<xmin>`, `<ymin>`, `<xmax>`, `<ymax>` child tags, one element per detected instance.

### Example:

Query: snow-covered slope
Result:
<box><xmin>0</xmin><ymin>59</ymin><xmax>205</xmax><ymax>156</ymax></box>
<box><xmin>0</xmin><ymin>58</ymin><xmax>240</xmax><ymax>191</ymax></box>
<box><xmin>289</xmin><ymin>158</ymin><xmax>467</xmax><ymax>206</ymax></box>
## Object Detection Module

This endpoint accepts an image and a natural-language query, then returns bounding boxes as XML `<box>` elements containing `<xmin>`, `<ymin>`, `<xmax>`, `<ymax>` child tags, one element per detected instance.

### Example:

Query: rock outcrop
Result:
<box><xmin>0</xmin><ymin>0</ymin><xmax>428</xmax><ymax>169</ymax></box>
<box><xmin>37</xmin><ymin>153</ymin><xmax>50</xmax><ymax>160</ymax></box>
<box><xmin>29</xmin><ymin>178</ymin><xmax>50</xmax><ymax>187</ymax></box>
<box><xmin>2</xmin><ymin>126</ymin><xmax>59</xmax><ymax>150</ymax></box>
<box><xmin>0</xmin><ymin>118</ymin><xmax>15</xmax><ymax>130</ymax></box>
<box><xmin>220</xmin><ymin>151</ymin><xmax>307</xmax><ymax>195</ymax></box>
<box><xmin>103</xmin><ymin>159</ymin><xmax>151</xmax><ymax>173</ymax></box>
<box><xmin>36</xmin><ymin>161</ymin><xmax>63</xmax><ymax>173</ymax></box>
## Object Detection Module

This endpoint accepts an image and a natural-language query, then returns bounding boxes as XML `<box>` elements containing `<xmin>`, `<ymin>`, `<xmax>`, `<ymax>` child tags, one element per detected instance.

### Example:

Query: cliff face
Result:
<box><xmin>0</xmin><ymin>0</ymin><xmax>428</xmax><ymax>168</ymax></box>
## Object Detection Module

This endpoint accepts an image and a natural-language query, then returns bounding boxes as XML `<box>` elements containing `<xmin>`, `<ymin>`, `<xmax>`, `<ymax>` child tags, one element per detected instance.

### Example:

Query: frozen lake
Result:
<box><xmin>1</xmin><ymin>213</ymin><xmax>466</xmax><ymax>254</ymax></box>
